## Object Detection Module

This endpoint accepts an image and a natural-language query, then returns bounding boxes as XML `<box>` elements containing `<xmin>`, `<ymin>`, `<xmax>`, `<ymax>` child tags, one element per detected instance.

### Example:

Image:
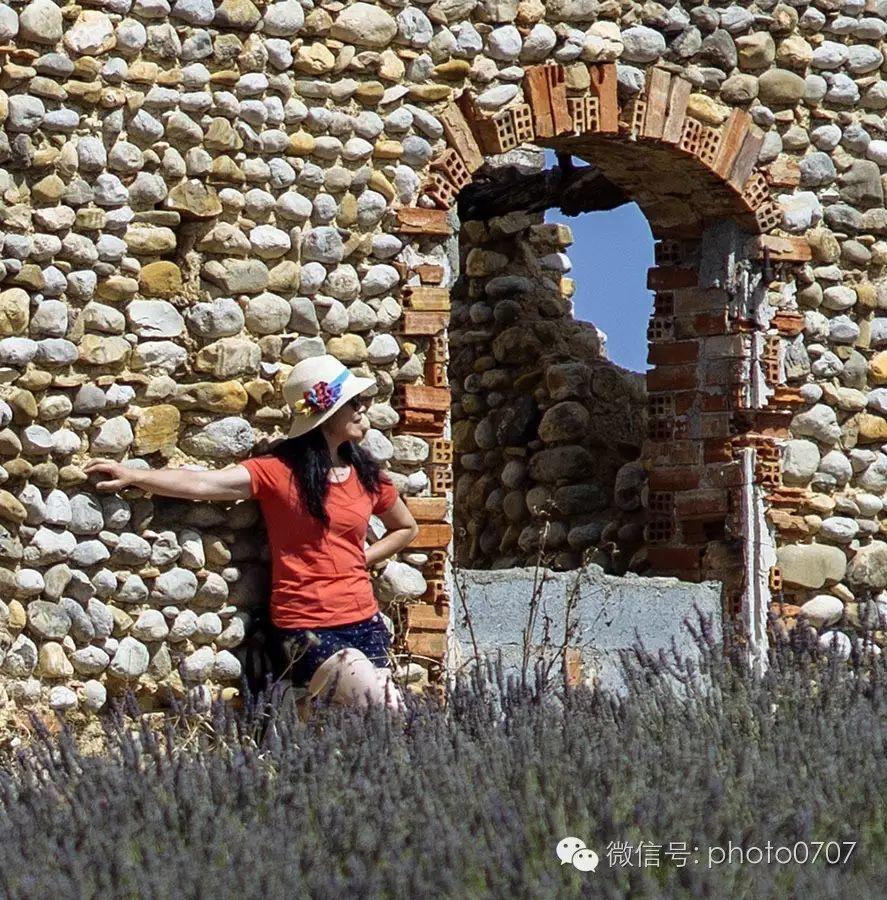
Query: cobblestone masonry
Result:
<box><xmin>4</xmin><ymin>0</ymin><xmax>887</xmax><ymax>717</ymax></box>
<box><xmin>449</xmin><ymin>182</ymin><xmax>650</xmax><ymax>575</ymax></box>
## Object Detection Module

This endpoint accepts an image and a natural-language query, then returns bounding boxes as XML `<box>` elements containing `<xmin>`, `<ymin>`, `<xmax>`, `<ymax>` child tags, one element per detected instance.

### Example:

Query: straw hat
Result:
<box><xmin>283</xmin><ymin>354</ymin><xmax>376</xmax><ymax>438</ymax></box>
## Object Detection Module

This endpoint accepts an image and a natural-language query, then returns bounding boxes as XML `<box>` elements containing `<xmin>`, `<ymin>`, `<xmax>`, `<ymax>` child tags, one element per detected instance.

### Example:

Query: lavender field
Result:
<box><xmin>1</xmin><ymin>618</ymin><xmax>885</xmax><ymax>899</ymax></box>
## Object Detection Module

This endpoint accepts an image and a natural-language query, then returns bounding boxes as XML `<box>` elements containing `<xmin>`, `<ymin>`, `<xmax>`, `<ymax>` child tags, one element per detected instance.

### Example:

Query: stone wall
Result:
<box><xmin>449</xmin><ymin>168</ymin><xmax>648</xmax><ymax>572</ymax></box>
<box><xmin>7</xmin><ymin>0</ymin><xmax>887</xmax><ymax>717</ymax></box>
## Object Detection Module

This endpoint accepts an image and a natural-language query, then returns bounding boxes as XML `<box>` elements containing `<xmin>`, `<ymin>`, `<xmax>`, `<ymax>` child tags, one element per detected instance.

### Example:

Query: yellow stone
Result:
<box><xmin>409</xmin><ymin>84</ymin><xmax>452</xmax><ymax>101</ymax></box>
<box><xmin>167</xmin><ymin>181</ymin><xmax>222</xmax><ymax>219</ymax></box>
<box><xmin>111</xmin><ymin>605</ymin><xmax>133</xmax><ymax>636</ymax></box>
<box><xmin>216</xmin><ymin>0</ymin><xmax>261</xmax><ymax>29</ymax></box>
<box><xmin>565</xmin><ymin>62</ymin><xmax>590</xmax><ymax>91</ymax></box>
<box><xmin>244</xmin><ymin>380</ymin><xmax>273</xmax><ymax>405</ymax></box>
<box><xmin>19</xmin><ymin>370</ymin><xmax>52</xmax><ymax>393</ymax></box>
<box><xmin>8</xmin><ymin>387</ymin><xmax>37</xmax><ymax>422</ymax></box>
<box><xmin>209</xmin><ymin>69</ymin><xmax>240</xmax><ymax>86</ymax></box>
<box><xmin>32</xmin><ymin>147</ymin><xmax>59</xmax><ymax>168</ymax></box>
<box><xmin>368</xmin><ymin>171</ymin><xmax>396</xmax><ymax>201</ymax></box>
<box><xmin>869</xmin><ymin>351</ymin><xmax>887</xmax><ymax>384</ymax></box>
<box><xmin>807</xmin><ymin>227</ymin><xmax>840</xmax><ymax>263</ymax></box>
<box><xmin>452</xmin><ymin>419</ymin><xmax>477</xmax><ymax>452</ymax></box>
<box><xmin>78</xmin><ymin>335</ymin><xmax>132</xmax><ymax>366</ymax></box>
<box><xmin>268</xmin><ymin>261</ymin><xmax>301</xmax><ymax>293</ymax></box>
<box><xmin>777</xmin><ymin>35</ymin><xmax>813</xmax><ymax>69</ymax></box>
<box><xmin>210</xmin><ymin>156</ymin><xmax>244</xmax><ymax>181</ymax></box>
<box><xmin>856</xmin><ymin>281</ymin><xmax>877</xmax><ymax>311</ymax></box>
<box><xmin>66</xmin><ymin>80</ymin><xmax>102</xmax><ymax>103</ymax></box>
<box><xmin>96</xmin><ymin>276</ymin><xmax>139</xmax><ymax>302</ymax></box>
<box><xmin>354</xmin><ymin>81</ymin><xmax>384</xmax><ymax>105</ymax></box>
<box><xmin>287</xmin><ymin>130</ymin><xmax>316</xmax><ymax>155</ymax></box>
<box><xmin>139</xmin><ymin>261</ymin><xmax>183</xmax><ymax>299</ymax></box>
<box><xmin>326</xmin><ymin>334</ymin><xmax>368</xmax><ymax>364</ymax></box>
<box><xmin>295</xmin><ymin>43</ymin><xmax>336</xmax><ymax>75</ymax></box>
<box><xmin>857</xmin><ymin>318</ymin><xmax>871</xmax><ymax>350</ymax></box>
<box><xmin>3</xmin><ymin>459</ymin><xmax>31</xmax><ymax>480</ymax></box>
<box><xmin>134</xmin><ymin>405</ymin><xmax>180</xmax><ymax>455</ymax></box>
<box><xmin>0</xmin><ymin>288</ymin><xmax>30</xmax><ymax>336</ymax></box>
<box><xmin>101</xmin><ymin>87</ymin><xmax>126</xmax><ymax>109</ymax></box>
<box><xmin>156</xmin><ymin>67</ymin><xmax>182</xmax><ymax>87</ymax></box>
<box><xmin>127</xmin><ymin>60</ymin><xmax>159</xmax><ymax>83</ymax></box>
<box><xmin>857</xmin><ymin>413</ymin><xmax>887</xmax><ymax>443</ymax></box>
<box><xmin>337</xmin><ymin>192</ymin><xmax>358</xmax><ymax>227</ymax></box>
<box><xmin>10</xmin><ymin>266</ymin><xmax>42</xmax><ymax>291</ymax></box>
<box><xmin>433</xmin><ymin>60</ymin><xmax>470</xmax><ymax>79</ymax></box>
<box><xmin>373</xmin><ymin>140</ymin><xmax>403</xmax><ymax>159</ymax></box>
<box><xmin>378</xmin><ymin>49</ymin><xmax>405</xmax><ymax>82</ymax></box>
<box><xmin>173</xmin><ymin>381</ymin><xmax>249</xmax><ymax>413</ymax></box>
<box><xmin>466</xmin><ymin>248</ymin><xmax>508</xmax><ymax>277</ymax></box>
<box><xmin>73</xmin><ymin>57</ymin><xmax>102</xmax><ymax>80</ymax></box>
<box><xmin>76</xmin><ymin>208</ymin><xmax>105</xmax><ymax>230</ymax></box>
<box><xmin>687</xmin><ymin>93</ymin><xmax>730</xmax><ymax>126</ymax></box>
<box><xmin>32</xmin><ymin>174</ymin><xmax>65</xmax><ymax>203</ymax></box>
<box><xmin>37</xmin><ymin>642</ymin><xmax>73</xmax><ymax>678</ymax></box>
<box><xmin>2</xmin><ymin>63</ymin><xmax>35</xmax><ymax>83</ymax></box>
<box><xmin>204</xmin><ymin>117</ymin><xmax>243</xmax><ymax>152</ymax></box>
<box><xmin>0</xmin><ymin>489</ymin><xmax>27</xmax><ymax>524</ymax></box>
<box><xmin>124</xmin><ymin>225</ymin><xmax>177</xmax><ymax>255</ymax></box>
<box><xmin>7</xmin><ymin>599</ymin><xmax>26</xmax><ymax>630</ymax></box>
<box><xmin>305</xmin><ymin>7</ymin><xmax>332</xmax><ymax>32</ymax></box>
<box><xmin>30</xmin><ymin>76</ymin><xmax>67</xmax><ymax>101</ymax></box>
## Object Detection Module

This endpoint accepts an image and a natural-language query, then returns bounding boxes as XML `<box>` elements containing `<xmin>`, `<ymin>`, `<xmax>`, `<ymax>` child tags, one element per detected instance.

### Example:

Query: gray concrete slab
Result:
<box><xmin>450</xmin><ymin>564</ymin><xmax>723</xmax><ymax>699</ymax></box>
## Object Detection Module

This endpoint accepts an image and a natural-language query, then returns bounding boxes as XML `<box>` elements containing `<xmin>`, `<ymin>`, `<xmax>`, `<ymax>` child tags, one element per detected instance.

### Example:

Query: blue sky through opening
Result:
<box><xmin>541</xmin><ymin>149</ymin><xmax>655</xmax><ymax>373</ymax></box>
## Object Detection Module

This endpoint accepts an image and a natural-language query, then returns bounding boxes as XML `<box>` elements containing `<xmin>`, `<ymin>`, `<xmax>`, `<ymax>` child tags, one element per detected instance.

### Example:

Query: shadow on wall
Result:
<box><xmin>450</xmin><ymin>177</ymin><xmax>651</xmax><ymax>576</ymax></box>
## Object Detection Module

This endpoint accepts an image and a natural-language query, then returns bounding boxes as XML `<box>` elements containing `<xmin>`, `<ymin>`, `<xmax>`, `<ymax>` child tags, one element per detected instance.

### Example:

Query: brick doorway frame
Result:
<box><xmin>394</xmin><ymin>63</ymin><xmax>810</xmax><ymax>682</ymax></box>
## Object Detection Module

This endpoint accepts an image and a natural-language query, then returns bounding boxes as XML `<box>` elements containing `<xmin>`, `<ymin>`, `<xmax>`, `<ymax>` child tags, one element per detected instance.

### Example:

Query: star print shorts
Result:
<box><xmin>274</xmin><ymin>611</ymin><xmax>393</xmax><ymax>689</ymax></box>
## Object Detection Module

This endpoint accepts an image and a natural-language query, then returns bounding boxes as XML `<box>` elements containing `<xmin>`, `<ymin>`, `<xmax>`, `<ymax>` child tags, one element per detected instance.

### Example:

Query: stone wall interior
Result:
<box><xmin>450</xmin><ymin>182</ymin><xmax>650</xmax><ymax>574</ymax></box>
<box><xmin>4</xmin><ymin>0</ymin><xmax>887</xmax><ymax>716</ymax></box>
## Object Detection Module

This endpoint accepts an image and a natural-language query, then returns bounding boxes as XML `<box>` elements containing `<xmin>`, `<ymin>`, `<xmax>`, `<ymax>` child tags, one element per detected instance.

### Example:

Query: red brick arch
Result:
<box><xmin>392</xmin><ymin>62</ymin><xmax>810</xmax><ymax>668</ymax></box>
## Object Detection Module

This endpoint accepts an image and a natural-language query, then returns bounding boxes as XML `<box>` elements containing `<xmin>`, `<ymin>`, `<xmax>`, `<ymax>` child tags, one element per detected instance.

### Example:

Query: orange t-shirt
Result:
<box><xmin>237</xmin><ymin>454</ymin><xmax>399</xmax><ymax>629</ymax></box>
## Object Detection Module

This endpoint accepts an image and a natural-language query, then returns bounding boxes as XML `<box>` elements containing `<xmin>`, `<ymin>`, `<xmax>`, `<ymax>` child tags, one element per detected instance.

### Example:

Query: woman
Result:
<box><xmin>83</xmin><ymin>355</ymin><xmax>419</xmax><ymax>718</ymax></box>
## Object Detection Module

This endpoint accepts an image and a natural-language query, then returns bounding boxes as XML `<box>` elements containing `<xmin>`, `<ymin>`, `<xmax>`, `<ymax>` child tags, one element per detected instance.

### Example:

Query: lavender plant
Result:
<box><xmin>1</xmin><ymin>611</ymin><xmax>885</xmax><ymax>899</ymax></box>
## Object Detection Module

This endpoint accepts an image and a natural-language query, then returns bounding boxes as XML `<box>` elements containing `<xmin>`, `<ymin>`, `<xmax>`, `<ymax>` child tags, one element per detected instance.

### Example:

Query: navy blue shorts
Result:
<box><xmin>274</xmin><ymin>611</ymin><xmax>393</xmax><ymax>689</ymax></box>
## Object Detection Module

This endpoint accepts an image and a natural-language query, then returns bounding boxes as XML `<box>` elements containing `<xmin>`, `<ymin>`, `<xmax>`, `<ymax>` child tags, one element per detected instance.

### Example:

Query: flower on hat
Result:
<box><xmin>293</xmin><ymin>379</ymin><xmax>343</xmax><ymax>417</ymax></box>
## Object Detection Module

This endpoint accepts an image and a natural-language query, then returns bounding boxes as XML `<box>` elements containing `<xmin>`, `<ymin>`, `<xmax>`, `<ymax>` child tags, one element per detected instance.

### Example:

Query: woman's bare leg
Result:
<box><xmin>306</xmin><ymin>648</ymin><xmax>405</xmax><ymax>711</ymax></box>
<box><xmin>373</xmin><ymin>666</ymin><xmax>407</xmax><ymax>713</ymax></box>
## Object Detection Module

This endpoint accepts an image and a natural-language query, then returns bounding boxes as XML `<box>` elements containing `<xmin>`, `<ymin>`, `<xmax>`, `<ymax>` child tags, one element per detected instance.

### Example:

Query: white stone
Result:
<box><xmin>330</xmin><ymin>2</ymin><xmax>397</xmax><ymax>49</ymax></box>
<box><xmin>377</xmin><ymin>560</ymin><xmax>426</xmax><ymax>601</ymax></box>
<box><xmin>800</xmin><ymin>594</ymin><xmax>844</xmax><ymax>627</ymax></box>
<box><xmin>819</xmin><ymin>517</ymin><xmax>859</xmax><ymax>544</ymax></box>
<box><xmin>91</xmin><ymin>416</ymin><xmax>134</xmax><ymax>453</ymax></box>
<box><xmin>65</xmin><ymin>11</ymin><xmax>115</xmax><ymax>55</ymax></box>
<box><xmin>262</xmin><ymin>0</ymin><xmax>304</xmax><ymax>37</ymax></box>
<box><xmin>791</xmin><ymin>404</ymin><xmax>840</xmax><ymax>444</ymax></box>
<box><xmin>487</xmin><ymin>25</ymin><xmax>522</xmax><ymax>60</ymax></box>
<box><xmin>361</xmin><ymin>428</ymin><xmax>394</xmax><ymax>462</ymax></box>
<box><xmin>620</xmin><ymin>26</ymin><xmax>666</xmax><ymax>63</ymax></box>
<box><xmin>249</xmin><ymin>225</ymin><xmax>291</xmax><ymax>259</ymax></box>
<box><xmin>109</xmin><ymin>636</ymin><xmax>150</xmax><ymax>679</ymax></box>
<box><xmin>127</xmin><ymin>300</ymin><xmax>185</xmax><ymax>338</ymax></box>
<box><xmin>818</xmin><ymin>630</ymin><xmax>852</xmax><ymax>658</ymax></box>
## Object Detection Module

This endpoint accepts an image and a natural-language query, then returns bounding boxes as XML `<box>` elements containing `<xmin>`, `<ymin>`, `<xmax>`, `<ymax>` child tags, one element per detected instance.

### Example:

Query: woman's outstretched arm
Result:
<box><xmin>82</xmin><ymin>458</ymin><xmax>254</xmax><ymax>502</ymax></box>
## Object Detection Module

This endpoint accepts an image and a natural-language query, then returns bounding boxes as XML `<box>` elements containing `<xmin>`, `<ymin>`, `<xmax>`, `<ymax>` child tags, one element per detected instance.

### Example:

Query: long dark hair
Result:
<box><xmin>263</xmin><ymin>428</ymin><xmax>384</xmax><ymax>529</ymax></box>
